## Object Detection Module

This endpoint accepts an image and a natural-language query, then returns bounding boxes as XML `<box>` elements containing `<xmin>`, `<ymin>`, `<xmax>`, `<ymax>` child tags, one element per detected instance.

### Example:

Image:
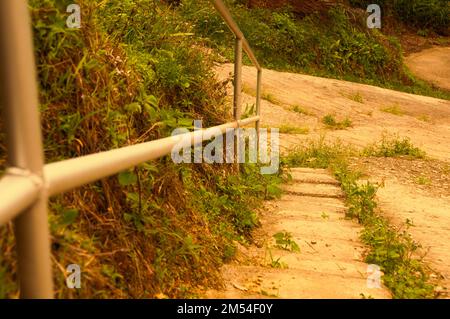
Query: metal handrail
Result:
<box><xmin>211</xmin><ymin>0</ymin><xmax>262</xmax><ymax>158</ymax></box>
<box><xmin>212</xmin><ymin>0</ymin><xmax>261</xmax><ymax>71</ymax></box>
<box><xmin>0</xmin><ymin>0</ymin><xmax>262</xmax><ymax>298</ymax></box>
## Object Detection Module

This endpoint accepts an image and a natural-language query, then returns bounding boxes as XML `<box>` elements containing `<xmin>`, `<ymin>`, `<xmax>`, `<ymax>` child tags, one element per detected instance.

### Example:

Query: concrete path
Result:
<box><xmin>205</xmin><ymin>168</ymin><xmax>391</xmax><ymax>299</ymax></box>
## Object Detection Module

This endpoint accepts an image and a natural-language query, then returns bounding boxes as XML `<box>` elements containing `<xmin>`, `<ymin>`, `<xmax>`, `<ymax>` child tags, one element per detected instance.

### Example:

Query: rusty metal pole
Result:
<box><xmin>234</xmin><ymin>37</ymin><xmax>243</xmax><ymax>171</ymax></box>
<box><xmin>0</xmin><ymin>0</ymin><xmax>53</xmax><ymax>298</ymax></box>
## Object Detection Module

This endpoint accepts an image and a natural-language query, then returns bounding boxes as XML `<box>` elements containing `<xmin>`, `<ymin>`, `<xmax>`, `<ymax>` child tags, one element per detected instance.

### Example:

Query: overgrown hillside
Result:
<box><xmin>180</xmin><ymin>0</ymin><xmax>450</xmax><ymax>99</ymax></box>
<box><xmin>0</xmin><ymin>0</ymin><xmax>283</xmax><ymax>298</ymax></box>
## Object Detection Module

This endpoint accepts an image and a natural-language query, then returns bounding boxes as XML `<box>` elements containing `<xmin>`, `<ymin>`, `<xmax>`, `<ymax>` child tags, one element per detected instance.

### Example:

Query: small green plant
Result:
<box><xmin>443</xmin><ymin>164</ymin><xmax>450</xmax><ymax>176</ymax></box>
<box><xmin>260</xmin><ymin>289</ymin><xmax>279</xmax><ymax>297</ymax></box>
<box><xmin>348</xmin><ymin>92</ymin><xmax>364</xmax><ymax>104</ymax></box>
<box><xmin>321</xmin><ymin>212</ymin><xmax>330</xmax><ymax>220</ymax></box>
<box><xmin>363</xmin><ymin>135</ymin><xmax>426</xmax><ymax>159</ymax></box>
<box><xmin>415</xmin><ymin>176</ymin><xmax>431</xmax><ymax>185</ymax></box>
<box><xmin>279</xmin><ymin>125</ymin><xmax>309</xmax><ymax>135</ymax></box>
<box><xmin>322</xmin><ymin>114</ymin><xmax>353</xmax><ymax>130</ymax></box>
<box><xmin>381</xmin><ymin>104</ymin><xmax>405</xmax><ymax>116</ymax></box>
<box><xmin>267</xmin><ymin>248</ymin><xmax>288</xmax><ymax>269</ymax></box>
<box><xmin>262</xmin><ymin>92</ymin><xmax>281</xmax><ymax>105</ymax></box>
<box><xmin>417</xmin><ymin>115</ymin><xmax>431</xmax><ymax>123</ymax></box>
<box><xmin>292</xmin><ymin>105</ymin><xmax>312</xmax><ymax>116</ymax></box>
<box><xmin>242</xmin><ymin>103</ymin><xmax>256</xmax><ymax>119</ymax></box>
<box><xmin>242</xmin><ymin>83</ymin><xmax>256</xmax><ymax>97</ymax></box>
<box><xmin>417</xmin><ymin>29</ymin><xmax>429</xmax><ymax>37</ymax></box>
<box><xmin>273</xmin><ymin>232</ymin><xmax>300</xmax><ymax>252</ymax></box>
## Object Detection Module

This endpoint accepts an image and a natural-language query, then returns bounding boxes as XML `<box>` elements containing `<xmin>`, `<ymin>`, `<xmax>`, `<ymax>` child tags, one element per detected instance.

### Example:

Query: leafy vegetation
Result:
<box><xmin>291</xmin><ymin>105</ymin><xmax>313</xmax><ymax>116</ymax></box>
<box><xmin>180</xmin><ymin>0</ymin><xmax>450</xmax><ymax>100</ymax></box>
<box><xmin>381</xmin><ymin>104</ymin><xmax>405</xmax><ymax>116</ymax></box>
<box><xmin>322</xmin><ymin>114</ymin><xmax>353</xmax><ymax>130</ymax></box>
<box><xmin>282</xmin><ymin>137</ymin><xmax>352</xmax><ymax>169</ymax></box>
<box><xmin>363</xmin><ymin>134</ymin><xmax>426</xmax><ymax>158</ymax></box>
<box><xmin>267</xmin><ymin>249</ymin><xmax>288</xmax><ymax>269</ymax></box>
<box><xmin>0</xmin><ymin>0</ymin><xmax>284</xmax><ymax>298</ymax></box>
<box><xmin>273</xmin><ymin>231</ymin><xmax>300</xmax><ymax>253</ymax></box>
<box><xmin>347</xmin><ymin>92</ymin><xmax>364</xmax><ymax>104</ymax></box>
<box><xmin>261</xmin><ymin>92</ymin><xmax>282</xmax><ymax>105</ymax></box>
<box><xmin>415</xmin><ymin>176</ymin><xmax>431</xmax><ymax>185</ymax></box>
<box><xmin>278</xmin><ymin>125</ymin><xmax>309</xmax><ymax>135</ymax></box>
<box><xmin>283</xmin><ymin>138</ymin><xmax>437</xmax><ymax>298</ymax></box>
<box><xmin>183</xmin><ymin>1</ymin><xmax>402</xmax><ymax>79</ymax></box>
<box><xmin>334</xmin><ymin>162</ymin><xmax>436</xmax><ymax>298</ymax></box>
<box><xmin>349</xmin><ymin>0</ymin><xmax>450</xmax><ymax>35</ymax></box>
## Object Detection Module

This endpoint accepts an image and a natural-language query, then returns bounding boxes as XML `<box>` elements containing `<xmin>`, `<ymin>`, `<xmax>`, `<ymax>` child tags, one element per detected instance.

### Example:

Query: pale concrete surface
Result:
<box><xmin>204</xmin><ymin>168</ymin><xmax>391</xmax><ymax>299</ymax></box>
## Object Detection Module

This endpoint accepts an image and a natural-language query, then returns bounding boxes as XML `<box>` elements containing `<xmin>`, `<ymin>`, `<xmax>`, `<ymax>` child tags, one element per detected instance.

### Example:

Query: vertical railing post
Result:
<box><xmin>233</xmin><ymin>37</ymin><xmax>243</xmax><ymax>171</ymax></box>
<box><xmin>0</xmin><ymin>0</ymin><xmax>53</xmax><ymax>298</ymax></box>
<box><xmin>255</xmin><ymin>69</ymin><xmax>262</xmax><ymax>157</ymax></box>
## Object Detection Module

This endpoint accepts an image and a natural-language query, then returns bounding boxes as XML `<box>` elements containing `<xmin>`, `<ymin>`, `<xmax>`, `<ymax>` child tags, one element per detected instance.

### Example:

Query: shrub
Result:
<box><xmin>363</xmin><ymin>135</ymin><xmax>426</xmax><ymax>158</ymax></box>
<box><xmin>349</xmin><ymin>0</ymin><xmax>450</xmax><ymax>34</ymax></box>
<box><xmin>0</xmin><ymin>0</ymin><xmax>282</xmax><ymax>298</ymax></box>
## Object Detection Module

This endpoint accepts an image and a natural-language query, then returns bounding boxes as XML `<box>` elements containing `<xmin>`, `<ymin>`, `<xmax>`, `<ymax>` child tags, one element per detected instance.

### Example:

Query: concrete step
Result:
<box><xmin>290</xmin><ymin>169</ymin><xmax>340</xmax><ymax>185</ymax></box>
<box><xmin>283</xmin><ymin>183</ymin><xmax>345</xmax><ymax>199</ymax></box>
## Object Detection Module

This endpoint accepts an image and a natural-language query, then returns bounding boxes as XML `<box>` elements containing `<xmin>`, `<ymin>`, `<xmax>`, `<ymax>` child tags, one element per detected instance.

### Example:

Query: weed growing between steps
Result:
<box><xmin>0</xmin><ymin>0</ymin><xmax>284</xmax><ymax>298</ymax></box>
<box><xmin>283</xmin><ymin>137</ymin><xmax>437</xmax><ymax>298</ymax></box>
<box><xmin>333</xmin><ymin>164</ymin><xmax>436</xmax><ymax>298</ymax></box>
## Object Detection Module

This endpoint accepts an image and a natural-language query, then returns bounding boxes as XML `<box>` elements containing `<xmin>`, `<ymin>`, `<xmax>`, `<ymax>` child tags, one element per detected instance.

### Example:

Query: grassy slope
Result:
<box><xmin>0</xmin><ymin>0</ymin><xmax>283</xmax><ymax>298</ymax></box>
<box><xmin>180</xmin><ymin>0</ymin><xmax>450</xmax><ymax>100</ymax></box>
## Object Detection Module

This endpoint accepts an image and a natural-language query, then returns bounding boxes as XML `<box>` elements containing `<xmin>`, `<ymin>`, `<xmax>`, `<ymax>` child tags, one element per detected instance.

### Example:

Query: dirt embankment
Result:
<box><xmin>405</xmin><ymin>46</ymin><xmax>450</xmax><ymax>91</ymax></box>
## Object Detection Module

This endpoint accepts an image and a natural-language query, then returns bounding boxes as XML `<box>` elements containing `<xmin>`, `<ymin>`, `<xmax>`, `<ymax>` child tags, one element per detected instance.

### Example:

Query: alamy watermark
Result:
<box><xmin>367</xmin><ymin>4</ymin><xmax>381</xmax><ymax>29</ymax></box>
<box><xmin>66</xmin><ymin>264</ymin><xmax>81</xmax><ymax>289</ymax></box>
<box><xmin>367</xmin><ymin>264</ymin><xmax>382</xmax><ymax>289</ymax></box>
<box><xmin>171</xmin><ymin>120</ymin><xmax>279</xmax><ymax>175</ymax></box>
<box><xmin>66</xmin><ymin>4</ymin><xmax>81</xmax><ymax>29</ymax></box>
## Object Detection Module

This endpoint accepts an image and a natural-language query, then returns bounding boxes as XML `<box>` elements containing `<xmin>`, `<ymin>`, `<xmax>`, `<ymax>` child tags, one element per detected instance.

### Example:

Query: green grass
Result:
<box><xmin>381</xmin><ymin>104</ymin><xmax>405</xmax><ymax>116</ymax></box>
<box><xmin>262</xmin><ymin>92</ymin><xmax>282</xmax><ymax>105</ymax></box>
<box><xmin>349</xmin><ymin>0</ymin><xmax>450</xmax><ymax>34</ymax></box>
<box><xmin>348</xmin><ymin>92</ymin><xmax>364</xmax><ymax>104</ymax></box>
<box><xmin>242</xmin><ymin>83</ymin><xmax>256</xmax><ymax>97</ymax></box>
<box><xmin>417</xmin><ymin>115</ymin><xmax>431</xmax><ymax>123</ymax></box>
<box><xmin>322</xmin><ymin>114</ymin><xmax>353</xmax><ymax>130</ymax></box>
<box><xmin>180</xmin><ymin>0</ymin><xmax>450</xmax><ymax>101</ymax></box>
<box><xmin>283</xmin><ymin>138</ymin><xmax>437</xmax><ymax>298</ymax></box>
<box><xmin>291</xmin><ymin>105</ymin><xmax>313</xmax><ymax>116</ymax></box>
<box><xmin>0</xmin><ymin>0</ymin><xmax>287</xmax><ymax>299</ymax></box>
<box><xmin>363</xmin><ymin>135</ymin><xmax>426</xmax><ymax>158</ymax></box>
<box><xmin>279</xmin><ymin>125</ymin><xmax>309</xmax><ymax>135</ymax></box>
<box><xmin>415</xmin><ymin>176</ymin><xmax>431</xmax><ymax>186</ymax></box>
<box><xmin>282</xmin><ymin>137</ymin><xmax>352</xmax><ymax>169</ymax></box>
